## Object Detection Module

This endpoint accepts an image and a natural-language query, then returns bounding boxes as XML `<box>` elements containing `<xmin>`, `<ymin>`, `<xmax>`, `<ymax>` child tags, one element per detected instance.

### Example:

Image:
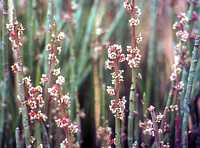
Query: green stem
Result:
<box><xmin>150</xmin><ymin>109</ymin><xmax>161</xmax><ymax>148</ymax></box>
<box><xmin>145</xmin><ymin>0</ymin><xmax>158</xmax><ymax>107</ymax></box>
<box><xmin>15</xmin><ymin>127</ymin><xmax>21</xmax><ymax>148</ymax></box>
<box><xmin>43</xmin><ymin>0</ymin><xmax>54</xmax><ymax>73</ymax></box>
<box><xmin>128</xmin><ymin>70</ymin><xmax>136</xmax><ymax>147</ymax></box>
<box><xmin>0</xmin><ymin>1</ymin><xmax>8</xmax><ymax>146</ymax></box>
<box><xmin>8</xmin><ymin>0</ymin><xmax>31</xmax><ymax>146</ymax></box>
<box><xmin>115</xmin><ymin>118</ymin><xmax>121</xmax><ymax>148</ymax></box>
<box><xmin>26</xmin><ymin>0</ymin><xmax>34</xmax><ymax>72</ymax></box>
<box><xmin>182</xmin><ymin>38</ymin><xmax>199</xmax><ymax>148</ymax></box>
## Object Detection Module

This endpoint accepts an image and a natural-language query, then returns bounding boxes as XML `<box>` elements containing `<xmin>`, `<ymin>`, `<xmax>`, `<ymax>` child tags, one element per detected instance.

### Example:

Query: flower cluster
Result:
<box><xmin>123</xmin><ymin>1</ymin><xmax>141</xmax><ymax>27</ymax></box>
<box><xmin>109</xmin><ymin>97</ymin><xmax>126</xmax><ymax>120</ymax></box>
<box><xmin>111</xmin><ymin>70</ymin><xmax>124</xmax><ymax>85</ymax></box>
<box><xmin>105</xmin><ymin>44</ymin><xmax>126</xmax><ymax>120</ymax></box>
<box><xmin>47</xmin><ymin>31</ymin><xmax>65</xmax><ymax>65</ymax></box>
<box><xmin>173</xmin><ymin>10</ymin><xmax>198</xmax><ymax>65</ymax></box>
<box><xmin>23</xmin><ymin>77</ymin><xmax>47</xmax><ymax>121</ymax></box>
<box><xmin>173</xmin><ymin>12</ymin><xmax>198</xmax><ymax>42</ymax></box>
<box><xmin>165</xmin><ymin>105</ymin><xmax>179</xmax><ymax>112</ymax></box>
<box><xmin>44</xmin><ymin>24</ymin><xmax>79</xmax><ymax>147</ymax></box>
<box><xmin>7</xmin><ymin>20</ymin><xmax>24</xmax><ymax>51</ymax></box>
<box><xmin>170</xmin><ymin>64</ymin><xmax>184</xmax><ymax>93</ymax></box>
<box><xmin>139</xmin><ymin>119</ymin><xmax>155</xmax><ymax>136</ymax></box>
<box><xmin>169</xmin><ymin>64</ymin><xmax>181</xmax><ymax>82</ymax></box>
<box><xmin>140</xmin><ymin>106</ymin><xmax>166</xmax><ymax>138</ymax></box>
<box><xmin>97</xmin><ymin>127</ymin><xmax>112</xmax><ymax>147</ymax></box>
<box><xmin>7</xmin><ymin>20</ymin><xmax>24</xmax><ymax>73</ymax></box>
<box><xmin>105</xmin><ymin>44</ymin><xmax>125</xmax><ymax>70</ymax></box>
<box><xmin>126</xmin><ymin>46</ymin><xmax>141</xmax><ymax>68</ymax></box>
<box><xmin>124</xmin><ymin>1</ymin><xmax>142</xmax><ymax>69</ymax></box>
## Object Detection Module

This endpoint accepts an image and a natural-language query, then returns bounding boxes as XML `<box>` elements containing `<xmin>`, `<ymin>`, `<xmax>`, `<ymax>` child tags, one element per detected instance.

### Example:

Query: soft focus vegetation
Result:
<box><xmin>0</xmin><ymin>0</ymin><xmax>200</xmax><ymax>148</ymax></box>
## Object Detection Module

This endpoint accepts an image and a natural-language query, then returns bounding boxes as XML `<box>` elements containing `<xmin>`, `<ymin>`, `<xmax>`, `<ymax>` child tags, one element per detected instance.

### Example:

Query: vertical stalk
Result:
<box><xmin>127</xmin><ymin>0</ymin><xmax>139</xmax><ymax>147</ymax></box>
<box><xmin>182</xmin><ymin>38</ymin><xmax>199</xmax><ymax>148</ymax></box>
<box><xmin>149</xmin><ymin>108</ymin><xmax>161</xmax><ymax>148</ymax></box>
<box><xmin>100</xmin><ymin>84</ymin><xmax>106</xmax><ymax>125</ymax></box>
<box><xmin>115</xmin><ymin>118</ymin><xmax>121</xmax><ymax>148</ymax></box>
<box><xmin>15</xmin><ymin>127</ymin><xmax>20</xmax><ymax>148</ymax></box>
<box><xmin>0</xmin><ymin>1</ymin><xmax>8</xmax><ymax>146</ymax></box>
<box><xmin>44</xmin><ymin>0</ymin><xmax>53</xmax><ymax>73</ymax></box>
<box><xmin>26</xmin><ymin>0</ymin><xmax>34</xmax><ymax>72</ymax></box>
<box><xmin>145</xmin><ymin>0</ymin><xmax>158</xmax><ymax>108</ymax></box>
<box><xmin>7</xmin><ymin>0</ymin><xmax>31</xmax><ymax>146</ymax></box>
<box><xmin>93</xmin><ymin>58</ymin><xmax>101</xmax><ymax>127</ymax></box>
<box><xmin>128</xmin><ymin>70</ymin><xmax>136</xmax><ymax>147</ymax></box>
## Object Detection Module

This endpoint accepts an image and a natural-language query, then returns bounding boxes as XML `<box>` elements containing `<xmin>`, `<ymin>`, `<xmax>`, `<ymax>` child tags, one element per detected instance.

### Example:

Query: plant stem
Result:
<box><xmin>15</xmin><ymin>127</ymin><xmax>20</xmax><ymax>148</ymax></box>
<box><xmin>93</xmin><ymin>58</ymin><xmax>101</xmax><ymax>127</ymax></box>
<box><xmin>0</xmin><ymin>1</ymin><xmax>8</xmax><ymax>146</ymax></box>
<box><xmin>115</xmin><ymin>118</ymin><xmax>121</xmax><ymax>148</ymax></box>
<box><xmin>149</xmin><ymin>109</ymin><xmax>161</xmax><ymax>148</ymax></box>
<box><xmin>26</xmin><ymin>0</ymin><xmax>34</xmax><ymax>73</ymax></box>
<box><xmin>182</xmin><ymin>37</ymin><xmax>199</xmax><ymax>148</ymax></box>
<box><xmin>128</xmin><ymin>70</ymin><xmax>136</xmax><ymax>147</ymax></box>
<box><xmin>145</xmin><ymin>0</ymin><xmax>158</xmax><ymax>107</ymax></box>
<box><xmin>8</xmin><ymin>0</ymin><xmax>31</xmax><ymax>146</ymax></box>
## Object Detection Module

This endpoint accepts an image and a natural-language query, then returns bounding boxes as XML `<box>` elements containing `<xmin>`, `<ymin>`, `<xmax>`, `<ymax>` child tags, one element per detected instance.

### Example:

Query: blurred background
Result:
<box><xmin>0</xmin><ymin>0</ymin><xmax>200</xmax><ymax>147</ymax></box>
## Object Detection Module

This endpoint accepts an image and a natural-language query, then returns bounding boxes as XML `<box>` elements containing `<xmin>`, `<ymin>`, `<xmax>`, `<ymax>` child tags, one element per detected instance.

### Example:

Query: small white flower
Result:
<box><xmin>106</xmin><ymin>86</ymin><xmax>115</xmax><ymax>96</ymax></box>
<box><xmin>56</xmin><ymin>75</ymin><xmax>65</xmax><ymax>85</ymax></box>
<box><xmin>129</xmin><ymin>17</ymin><xmax>140</xmax><ymax>26</ymax></box>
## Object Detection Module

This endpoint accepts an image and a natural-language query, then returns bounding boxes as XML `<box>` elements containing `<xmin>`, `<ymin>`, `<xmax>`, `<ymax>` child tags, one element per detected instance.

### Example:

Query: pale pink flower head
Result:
<box><xmin>106</xmin><ymin>86</ymin><xmax>115</xmax><ymax>96</ymax></box>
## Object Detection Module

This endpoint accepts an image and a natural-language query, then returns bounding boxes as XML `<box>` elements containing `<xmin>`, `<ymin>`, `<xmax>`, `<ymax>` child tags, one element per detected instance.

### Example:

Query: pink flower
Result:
<box><xmin>106</xmin><ymin>86</ymin><xmax>115</xmax><ymax>96</ymax></box>
<box><xmin>11</xmin><ymin>63</ymin><xmax>21</xmax><ymax>73</ymax></box>
<box><xmin>58</xmin><ymin>94</ymin><xmax>71</xmax><ymax>108</ymax></box>
<box><xmin>129</xmin><ymin>17</ymin><xmax>140</xmax><ymax>26</ymax></box>
<box><xmin>123</xmin><ymin>1</ymin><xmax>133</xmax><ymax>12</ymax></box>
<box><xmin>126</xmin><ymin>46</ymin><xmax>141</xmax><ymax>68</ymax></box>
<box><xmin>176</xmin><ymin>31</ymin><xmax>189</xmax><ymax>42</ymax></box>
<box><xmin>48</xmin><ymin>84</ymin><xmax>60</xmax><ymax>97</ymax></box>
<box><xmin>55</xmin><ymin>117</ymin><xmax>70</xmax><ymax>128</ymax></box>
<box><xmin>109</xmin><ymin>97</ymin><xmax>126</xmax><ymax>120</ymax></box>
<box><xmin>56</xmin><ymin>75</ymin><xmax>65</xmax><ymax>85</ymax></box>
<box><xmin>148</xmin><ymin>105</ymin><xmax>155</xmax><ymax>112</ymax></box>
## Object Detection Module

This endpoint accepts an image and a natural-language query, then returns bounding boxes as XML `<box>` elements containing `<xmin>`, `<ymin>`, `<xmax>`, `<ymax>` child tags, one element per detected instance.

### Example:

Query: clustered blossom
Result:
<box><xmin>169</xmin><ymin>64</ymin><xmax>181</xmax><ymax>82</ymax></box>
<box><xmin>105</xmin><ymin>44</ymin><xmax>125</xmax><ymax>70</ymax></box>
<box><xmin>170</xmin><ymin>64</ymin><xmax>184</xmax><ymax>93</ymax></box>
<box><xmin>55</xmin><ymin>117</ymin><xmax>70</xmax><ymax>128</ymax></box>
<box><xmin>123</xmin><ymin>1</ymin><xmax>141</xmax><ymax>27</ymax></box>
<box><xmin>123</xmin><ymin>1</ymin><xmax>142</xmax><ymax>69</ymax></box>
<box><xmin>165</xmin><ymin>105</ymin><xmax>179</xmax><ymax>112</ymax></box>
<box><xmin>172</xmin><ymin>11</ymin><xmax>198</xmax><ymax>65</ymax></box>
<box><xmin>97</xmin><ymin>127</ymin><xmax>113</xmax><ymax>147</ymax></box>
<box><xmin>139</xmin><ymin>119</ymin><xmax>155</xmax><ymax>136</ymax></box>
<box><xmin>7</xmin><ymin>20</ymin><xmax>24</xmax><ymax>73</ymax></box>
<box><xmin>140</xmin><ymin>104</ymin><xmax>179</xmax><ymax>141</ymax></box>
<box><xmin>45</xmin><ymin>25</ymin><xmax>79</xmax><ymax>147</ymax></box>
<box><xmin>109</xmin><ymin>97</ymin><xmax>126</xmax><ymax>120</ymax></box>
<box><xmin>111</xmin><ymin>70</ymin><xmax>124</xmax><ymax>85</ymax></box>
<box><xmin>23</xmin><ymin>77</ymin><xmax>47</xmax><ymax>122</ymax></box>
<box><xmin>22</xmin><ymin>23</ymin><xmax>79</xmax><ymax>147</ymax></box>
<box><xmin>126</xmin><ymin>46</ymin><xmax>141</xmax><ymax>68</ymax></box>
<box><xmin>7</xmin><ymin>20</ymin><xmax>24</xmax><ymax>51</ymax></box>
<box><xmin>172</xmin><ymin>12</ymin><xmax>196</xmax><ymax>42</ymax></box>
<box><xmin>105</xmin><ymin>44</ymin><xmax>126</xmax><ymax>120</ymax></box>
<box><xmin>47</xmin><ymin>31</ymin><xmax>65</xmax><ymax>65</ymax></box>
